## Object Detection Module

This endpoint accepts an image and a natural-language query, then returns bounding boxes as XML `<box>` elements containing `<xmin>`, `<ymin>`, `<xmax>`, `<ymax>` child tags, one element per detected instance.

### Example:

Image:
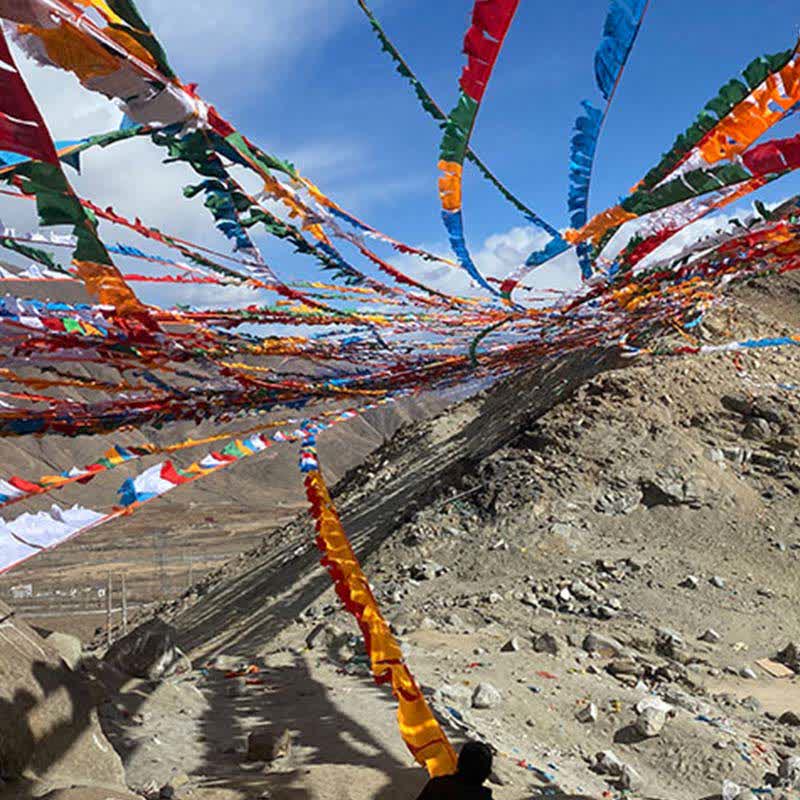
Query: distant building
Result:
<box><xmin>10</xmin><ymin>584</ymin><xmax>33</xmax><ymax>600</ymax></box>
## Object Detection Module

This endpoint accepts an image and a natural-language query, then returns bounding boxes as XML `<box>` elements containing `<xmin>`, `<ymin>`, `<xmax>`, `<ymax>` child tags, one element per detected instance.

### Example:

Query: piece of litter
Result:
<box><xmin>755</xmin><ymin>658</ymin><xmax>794</xmax><ymax>679</ymax></box>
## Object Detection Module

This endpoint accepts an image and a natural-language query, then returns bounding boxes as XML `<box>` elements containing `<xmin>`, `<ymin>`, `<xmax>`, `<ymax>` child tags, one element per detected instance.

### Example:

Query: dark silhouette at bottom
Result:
<box><xmin>415</xmin><ymin>742</ymin><xmax>493</xmax><ymax>800</ymax></box>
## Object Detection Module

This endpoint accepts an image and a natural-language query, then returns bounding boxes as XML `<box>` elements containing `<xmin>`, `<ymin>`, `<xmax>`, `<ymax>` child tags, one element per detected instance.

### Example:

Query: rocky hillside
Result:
<box><xmin>2</xmin><ymin>272</ymin><xmax>799</xmax><ymax>800</ymax></box>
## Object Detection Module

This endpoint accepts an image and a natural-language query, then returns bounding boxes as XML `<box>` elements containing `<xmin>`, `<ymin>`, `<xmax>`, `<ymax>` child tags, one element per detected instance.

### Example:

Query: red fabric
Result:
<box><xmin>472</xmin><ymin>0</ymin><xmax>519</xmax><ymax>39</ymax></box>
<box><xmin>460</xmin><ymin>63</ymin><xmax>492</xmax><ymax>102</ymax></box>
<box><xmin>624</xmin><ymin>227</ymin><xmax>678</xmax><ymax>266</ymax></box>
<box><xmin>743</xmin><ymin>142</ymin><xmax>786</xmax><ymax>176</ymax></box>
<box><xmin>208</xmin><ymin>105</ymin><xmax>236</xmax><ymax>138</ymax></box>
<box><xmin>0</xmin><ymin>30</ymin><xmax>58</xmax><ymax>164</ymax></box>
<box><xmin>779</xmin><ymin>136</ymin><xmax>800</xmax><ymax>170</ymax></box>
<box><xmin>463</xmin><ymin>26</ymin><xmax>496</xmax><ymax>63</ymax></box>
<box><xmin>8</xmin><ymin>476</ymin><xmax>40</xmax><ymax>493</ymax></box>
<box><xmin>160</xmin><ymin>460</ymin><xmax>190</xmax><ymax>485</ymax></box>
<box><xmin>459</xmin><ymin>0</ymin><xmax>520</xmax><ymax>101</ymax></box>
<box><xmin>742</xmin><ymin>134</ymin><xmax>800</xmax><ymax>176</ymax></box>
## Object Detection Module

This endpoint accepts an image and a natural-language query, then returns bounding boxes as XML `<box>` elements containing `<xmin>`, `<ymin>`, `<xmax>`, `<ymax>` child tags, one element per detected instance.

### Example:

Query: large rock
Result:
<box><xmin>780</xmin><ymin>756</ymin><xmax>800</xmax><ymax>788</ymax></box>
<box><xmin>246</xmin><ymin>729</ymin><xmax>292</xmax><ymax>763</ymax></box>
<box><xmin>103</xmin><ymin>618</ymin><xmax>182</xmax><ymax>681</ymax></box>
<box><xmin>635</xmin><ymin>706</ymin><xmax>667</xmax><ymax>737</ymax></box>
<box><xmin>35</xmin><ymin>630</ymin><xmax>83</xmax><ymax>671</ymax></box>
<box><xmin>777</xmin><ymin>642</ymin><xmax>800</xmax><ymax>673</ymax></box>
<box><xmin>0</xmin><ymin>601</ymin><xmax>126</xmax><ymax>791</ymax></box>
<box><xmin>583</xmin><ymin>632</ymin><xmax>624</xmax><ymax>658</ymax></box>
<box><xmin>472</xmin><ymin>683</ymin><xmax>502</xmax><ymax>709</ymax></box>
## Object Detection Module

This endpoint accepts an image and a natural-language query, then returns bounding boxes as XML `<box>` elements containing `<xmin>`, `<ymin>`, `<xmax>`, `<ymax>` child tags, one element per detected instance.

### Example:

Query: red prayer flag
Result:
<box><xmin>0</xmin><ymin>29</ymin><xmax>58</xmax><ymax>164</ymax></box>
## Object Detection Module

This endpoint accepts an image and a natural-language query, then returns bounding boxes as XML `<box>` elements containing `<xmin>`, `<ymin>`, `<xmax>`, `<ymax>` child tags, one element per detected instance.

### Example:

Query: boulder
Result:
<box><xmin>533</xmin><ymin>633</ymin><xmax>560</xmax><ymax>656</ymax></box>
<box><xmin>582</xmin><ymin>632</ymin><xmax>623</xmax><ymax>658</ymax></box>
<box><xmin>37</xmin><ymin>631</ymin><xmax>83</xmax><ymax>671</ymax></box>
<box><xmin>779</xmin><ymin>711</ymin><xmax>800</xmax><ymax>727</ymax></box>
<box><xmin>635</xmin><ymin>706</ymin><xmax>667</xmax><ymax>737</ymax></box>
<box><xmin>103</xmin><ymin>618</ymin><xmax>182</xmax><ymax>681</ymax></box>
<box><xmin>777</xmin><ymin>642</ymin><xmax>800</xmax><ymax>673</ymax></box>
<box><xmin>472</xmin><ymin>683</ymin><xmax>502</xmax><ymax>709</ymax></box>
<box><xmin>779</xmin><ymin>755</ymin><xmax>800</xmax><ymax>788</ymax></box>
<box><xmin>0</xmin><ymin>601</ymin><xmax>126</xmax><ymax>791</ymax></box>
<box><xmin>594</xmin><ymin>750</ymin><xmax>624</xmax><ymax>776</ymax></box>
<box><xmin>246</xmin><ymin>729</ymin><xmax>292</xmax><ymax>763</ymax></box>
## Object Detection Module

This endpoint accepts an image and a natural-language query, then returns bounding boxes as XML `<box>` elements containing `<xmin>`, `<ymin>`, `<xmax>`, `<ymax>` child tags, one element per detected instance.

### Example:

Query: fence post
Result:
<box><xmin>120</xmin><ymin>573</ymin><xmax>128</xmax><ymax>636</ymax></box>
<box><xmin>106</xmin><ymin>573</ymin><xmax>113</xmax><ymax>648</ymax></box>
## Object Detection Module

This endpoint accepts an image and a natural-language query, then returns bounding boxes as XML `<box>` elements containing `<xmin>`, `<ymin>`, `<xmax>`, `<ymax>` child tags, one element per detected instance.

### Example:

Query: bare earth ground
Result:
<box><xmin>3</xmin><ymin>273</ymin><xmax>800</xmax><ymax>800</ymax></box>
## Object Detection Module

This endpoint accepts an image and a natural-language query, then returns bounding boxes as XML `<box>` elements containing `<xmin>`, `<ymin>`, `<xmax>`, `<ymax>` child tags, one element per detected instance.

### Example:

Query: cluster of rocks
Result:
<box><xmin>513</xmin><ymin>557</ymin><xmax>643</xmax><ymax>621</ymax></box>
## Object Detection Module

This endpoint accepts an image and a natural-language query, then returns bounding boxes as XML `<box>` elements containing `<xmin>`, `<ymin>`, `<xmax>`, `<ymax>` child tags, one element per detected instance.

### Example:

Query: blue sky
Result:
<box><xmin>7</xmin><ymin>1</ymin><xmax>800</xmax><ymax>303</ymax></box>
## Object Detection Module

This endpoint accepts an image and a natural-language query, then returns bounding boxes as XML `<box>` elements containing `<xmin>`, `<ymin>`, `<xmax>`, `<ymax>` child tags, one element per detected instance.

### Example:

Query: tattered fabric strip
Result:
<box><xmin>438</xmin><ymin>0</ymin><xmax>521</xmax><ymax>296</ymax></box>
<box><xmin>299</xmin><ymin>435</ymin><xmax>457</xmax><ymax>777</ymax></box>
<box><xmin>356</xmin><ymin>0</ymin><xmax>558</xmax><ymax>239</ymax></box>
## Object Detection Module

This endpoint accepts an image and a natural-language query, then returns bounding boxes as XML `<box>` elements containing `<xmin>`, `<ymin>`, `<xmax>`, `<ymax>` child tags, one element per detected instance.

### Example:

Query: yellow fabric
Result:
<box><xmin>566</xmin><ymin>206</ymin><xmax>637</xmax><ymax>247</ymax></box>
<box><xmin>18</xmin><ymin>23</ymin><xmax>119</xmax><ymax>81</ymax></box>
<box><xmin>104</xmin><ymin>26</ymin><xmax>159</xmax><ymax>70</ymax></box>
<box><xmin>438</xmin><ymin>161</ymin><xmax>463</xmax><ymax>212</ymax></box>
<box><xmin>72</xmin><ymin>259</ymin><xmax>152</xmax><ymax>319</ymax></box>
<box><xmin>305</xmin><ymin>470</ymin><xmax>458</xmax><ymax>778</ymax></box>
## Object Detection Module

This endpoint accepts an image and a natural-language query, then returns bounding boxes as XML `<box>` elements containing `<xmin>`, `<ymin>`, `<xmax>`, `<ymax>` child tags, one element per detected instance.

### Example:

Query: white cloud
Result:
<box><xmin>390</xmin><ymin>225</ymin><xmax>581</xmax><ymax>301</ymax></box>
<box><xmin>135</xmin><ymin>0</ymin><xmax>355</xmax><ymax>83</ymax></box>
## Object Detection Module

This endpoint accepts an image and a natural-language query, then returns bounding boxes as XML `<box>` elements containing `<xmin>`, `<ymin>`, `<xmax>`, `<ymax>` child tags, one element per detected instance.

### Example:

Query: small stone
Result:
<box><xmin>576</xmin><ymin>703</ymin><xmax>598</xmax><ymax>724</ymax></box>
<box><xmin>570</xmin><ymin>580</ymin><xmax>595</xmax><ymax>601</ymax></box>
<box><xmin>741</xmin><ymin>696</ymin><xmax>762</xmax><ymax>712</ymax></box>
<box><xmin>619</xmin><ymin>764</ymin><xmax>644</xmax><ymax>791</ymax></box>
<box><xmin>594</xmin><ymin>750</ymin><xmax>624</xmax><ymax>777</ymax></box>
<box><xmin>739</xmin><ymin>667</ymin><xmax>758</xmax><ymax>680</ymax></box>
<box><xmin>501</xmin><ymin>638</ymin><xmax>521</xmax><ymax>653</ymax></box>
<box><xmin>472</xmin><ymin>683</ymin><xmax>502</xmax><ymax>709</ymax></box>
<box><xmin>533</xmin><ymin>633</ymin><xmax>560</xmax><ymax>656</ymax></box>
<box><xmin>595</xmin><ymin>605</ymin><xmax>619</xmax><ymax>620</ymax></box>
<box><xmin>305</xmin><ymin>623</ymin><xmax>331</xmax><ymax>650</ymax></box>
<box><xmin>679</xmin><ymin>575</ymin><xmax>700</xmax><ymax>590</ymax></box>
<box><xmin>699</xmin><ymin>629</ymin><xmax>722</xmax><ymax>643</ymax></box>
<box><xmin>710</xmin><ymin>575</ymin><xmax>726</xmax><ymax>589</ymax></box>
<box><xmin>486</xmin><ymin>592</ymin><xmax>502</xmax><ymax>605</ymax></box>
<box><xmin>635</xmin><ymin>706</ymin><xmax>667</xmax><ymax>737</ymax></box>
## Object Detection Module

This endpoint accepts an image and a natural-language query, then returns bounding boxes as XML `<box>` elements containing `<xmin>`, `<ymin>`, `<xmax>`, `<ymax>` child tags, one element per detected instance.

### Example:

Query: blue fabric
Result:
<box><xmin>442</xmin><ymin>210</ymin><xmax>499</xmax><ymax>297</ymax></box>
<box><xmin>576</xmin><ymin>242</ymin><xmax>594</xmax><ymax>280</ymax></box>
<box><xmin>741</xmin><ymin>336</ymin><xmax>799</xmax><ymax>349</ymax></box>
<box><xmin>568</xmin><ymin>101</ymin><xmax>603</xmax><ymax>229</ymax></box>
<box><xmin>595</xmin><ymin>0</ymin><xmax>648</xmax><ymax>101</ymax></box>
<box><xmin>118</xmin><ymin>479</ymin><xmax>154</xmax><ymax>507</ymax></box>
<box><xmin>525</xmin><ymin>236</ymin><xmax>570</xmax><ymax>268</ymax></box>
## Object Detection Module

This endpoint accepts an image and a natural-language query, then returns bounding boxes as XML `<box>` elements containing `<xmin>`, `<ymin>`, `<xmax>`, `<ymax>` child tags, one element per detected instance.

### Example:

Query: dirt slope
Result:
<box><xmin>4</xmin><ymin>273</ymin><xmax>800</xmax><ymax>800</ymax></box>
